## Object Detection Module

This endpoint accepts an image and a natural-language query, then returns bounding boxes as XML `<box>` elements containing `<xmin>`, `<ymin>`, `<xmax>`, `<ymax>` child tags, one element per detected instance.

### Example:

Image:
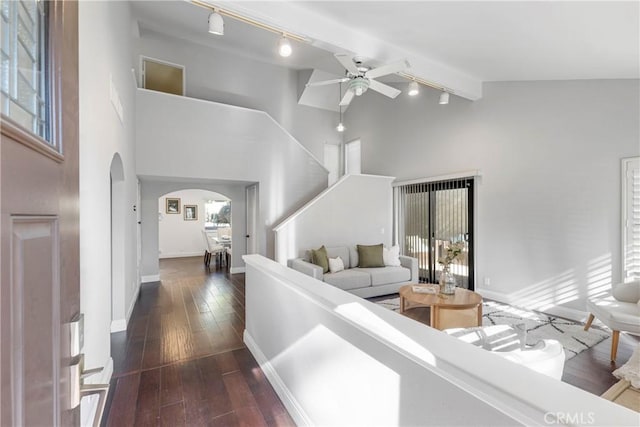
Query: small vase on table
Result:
<box><xmin>439</xmin><ymin>265</ymin><xmax>457</xmax><ymax>295</ymax></box>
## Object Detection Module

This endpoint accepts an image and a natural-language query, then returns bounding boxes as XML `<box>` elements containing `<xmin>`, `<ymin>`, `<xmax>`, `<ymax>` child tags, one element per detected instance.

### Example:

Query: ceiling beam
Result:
<box><xmin>214</xmin><ymin>0</ymin><xmax>483</xmax><ymax>100</ymax></box>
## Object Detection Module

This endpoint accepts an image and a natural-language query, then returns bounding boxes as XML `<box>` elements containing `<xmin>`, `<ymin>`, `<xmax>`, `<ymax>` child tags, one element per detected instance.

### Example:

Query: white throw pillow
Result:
<box><xmin>328</xmin><ymin>256</ymin><xmax>345</xmax><ymax>273</ymax></box>
<box><xmin>383</xmin><ymin>245</ymin><xmax>401</xmax><ymax>267</ymax></box>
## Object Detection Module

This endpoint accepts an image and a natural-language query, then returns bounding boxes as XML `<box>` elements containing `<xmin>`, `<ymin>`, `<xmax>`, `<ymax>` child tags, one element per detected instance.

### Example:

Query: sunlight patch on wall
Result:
<box><xmin>585</xmin><ymin>253</ymin><xmax>612</xmax><ymax>298</ymax></box>
<box><xmin>507</xmin><ymin>269</ymin><xmax>579</xmax><ymax>312</ymax></box>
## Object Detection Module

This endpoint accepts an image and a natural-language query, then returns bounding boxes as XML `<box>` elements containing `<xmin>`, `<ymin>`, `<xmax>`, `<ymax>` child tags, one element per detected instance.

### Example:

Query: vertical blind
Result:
<box><xmin>394</xmin><ymin>177</ymin><xmax>474</xmax><ymax>289</ymax></box>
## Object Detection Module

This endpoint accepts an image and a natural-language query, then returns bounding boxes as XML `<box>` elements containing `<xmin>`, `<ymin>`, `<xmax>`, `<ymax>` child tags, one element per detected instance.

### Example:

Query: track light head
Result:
<box><xmin>407</xmin><ymin>80</ymin><xmax>419</xmax><ymax>97</ymax></box>
<box><xmin>439</xmin><ymin>91</ymin><xmax>450</xmax><ymax>105</ymax></box>
<box><xmin>278</xmin><ymin>36</ymin><xmax>292</xmax><ymax>57</ymax></box>
<box><xmin>208</xmin><ymin>11</ymin><xmax>224</xmax><ymax>35</ymax></box>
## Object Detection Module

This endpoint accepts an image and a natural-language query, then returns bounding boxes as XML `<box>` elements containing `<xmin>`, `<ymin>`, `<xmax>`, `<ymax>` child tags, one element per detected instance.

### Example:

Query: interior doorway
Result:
<box><xmin>109</xmin><ymin>154</ymin><xmax>126</xmax><ymax>331</ymax></box>
<box><xmin>345</xmin><ymin>138</ymin><xmax>361</xmax><ymax>175</ymax></box>
<box><xmin>246</xmin><ymin>184</ymin><xmax>259</xmax><ymax>255</ymax></box>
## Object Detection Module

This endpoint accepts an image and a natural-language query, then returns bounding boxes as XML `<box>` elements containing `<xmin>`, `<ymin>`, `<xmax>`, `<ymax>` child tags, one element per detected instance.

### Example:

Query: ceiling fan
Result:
<box><xmin>306</xmin><ymin>54</ymin><xmax>410</xmax><ymax>107</ymax></box>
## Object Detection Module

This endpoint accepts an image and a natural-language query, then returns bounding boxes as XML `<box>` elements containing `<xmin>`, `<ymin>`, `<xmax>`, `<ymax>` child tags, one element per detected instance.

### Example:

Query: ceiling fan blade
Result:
<box><xmin>368</xmin><ymin>79</ymin><xmax>402</xmax><ymax>99</ymax></box>
<box><xmin>339</xmin><ymin>90</ymin><xmax>355</xmax><ymax>106</ymax></box>
<box><xmin>365</xmin><ymin>59</ymin><xmax>410</xmax><ymax>79</ymax></box>
<box><xmin>334</xmin><ymin>53</ymin><xmax>360</xmax><ymax>75</ymax></box>
<box><xmin>306</xmin><ymin>78</ymin><xmax>350</xmax><ymax>87</ymax></box>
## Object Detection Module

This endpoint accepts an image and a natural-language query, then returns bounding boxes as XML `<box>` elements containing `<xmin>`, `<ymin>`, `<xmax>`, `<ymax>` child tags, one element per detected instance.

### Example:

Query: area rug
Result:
<box><xmin>374</xmin><ymin>297</ymin><xmax>609</xmax><ymax>360</ymax></box>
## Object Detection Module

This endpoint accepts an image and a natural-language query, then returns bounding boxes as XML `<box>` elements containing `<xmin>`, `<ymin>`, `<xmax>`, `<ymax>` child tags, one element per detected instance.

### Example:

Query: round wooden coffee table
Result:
<box><xmin>399</xmin><ymin>285</ymin><xmax>483</xmax><ymax>330</ymax></box>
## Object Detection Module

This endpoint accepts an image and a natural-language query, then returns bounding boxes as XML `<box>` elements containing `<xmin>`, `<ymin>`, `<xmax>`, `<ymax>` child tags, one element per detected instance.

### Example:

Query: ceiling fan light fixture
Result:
<box><xmin>278</xmin><ymin>36</ymin><xmax>292</xmax><ymax>57</ymax></box>
<box><xmin>439</xmin><ymin>91</ymin><xmax>450</xmax><ymax>105</ymax></box>
<box><xmin>407</xmin><ymin>80</ymin><xmax>419</xmax><ymax>96</ymax></box>
<box><xmin>208</xmin><ymin>11</ymin><xmax>224</xmax><ymax>35</ymax></box>
<box><xmin>349</xmin><ymin>77</ymin><xmax>370</xmax><ymax>96</ymax></box>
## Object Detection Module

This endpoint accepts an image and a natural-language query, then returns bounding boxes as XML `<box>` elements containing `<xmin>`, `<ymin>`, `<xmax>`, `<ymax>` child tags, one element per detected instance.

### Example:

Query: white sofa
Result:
<box><xmin>288</xmin><ymin>245</ymin><xmax>419</xmax><ymax>298</ymax></box>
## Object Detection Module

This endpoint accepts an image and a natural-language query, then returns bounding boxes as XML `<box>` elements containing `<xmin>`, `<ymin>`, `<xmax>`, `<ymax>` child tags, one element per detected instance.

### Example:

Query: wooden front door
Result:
<box><xmin>0</xmin><ymin>1</ymin><xmax>80</xmax><ymax>425</ymax></box>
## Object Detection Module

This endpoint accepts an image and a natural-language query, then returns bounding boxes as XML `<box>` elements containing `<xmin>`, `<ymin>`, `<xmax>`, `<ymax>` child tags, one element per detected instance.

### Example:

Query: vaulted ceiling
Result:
<box><xmin>132</xmin><ymin>1</ymin><xmax>639</xmax><ymax>102</ymax></box>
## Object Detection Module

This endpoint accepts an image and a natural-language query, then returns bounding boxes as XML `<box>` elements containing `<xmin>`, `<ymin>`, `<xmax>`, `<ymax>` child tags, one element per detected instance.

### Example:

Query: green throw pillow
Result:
<box><xmin>357</xmin><ymin>244</ymin><xmax>385</xmax><ymax>268</ymax></box>
<box><xmin>310</xmin><ymin>245</ymin><xmax>329</xmax><ymax>274</ymax></box>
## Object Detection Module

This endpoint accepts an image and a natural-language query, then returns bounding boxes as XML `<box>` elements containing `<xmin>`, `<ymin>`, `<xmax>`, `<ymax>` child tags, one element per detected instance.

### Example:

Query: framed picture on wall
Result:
<box><xmin>166</xmin><ymin>197</ymin><xmax>181</xmax><ymax>214</ymax></box>
<box><xmin>184</xmin><ymin>205</ymin><xmax>197</xmax><ymax>221</ymax></box>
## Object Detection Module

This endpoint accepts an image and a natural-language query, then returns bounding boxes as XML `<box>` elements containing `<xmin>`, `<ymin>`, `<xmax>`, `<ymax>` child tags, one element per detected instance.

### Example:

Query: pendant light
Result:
<box><xmin>336</xmin><ymin>82</ymin><xmax>345</xmax><ymax>132</ymax></box>
<box><xmin>208</xmin><ymin>10</ymin><xmax>224</xmax><ymax>35</ymax></box>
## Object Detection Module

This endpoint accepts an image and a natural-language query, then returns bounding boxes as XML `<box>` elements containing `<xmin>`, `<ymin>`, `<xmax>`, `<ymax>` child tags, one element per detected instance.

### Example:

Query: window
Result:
<box><xmin>394</xmin><ymin>177</ymin><xmax>475</xmax><ymax>289</ymax></box>
<box><xmin>622</xmin><ymin>157</ymin><xmax>640</xmax><ymax>280</ymax></box>
<box><xmin>1</xmin><ymin>0</ymin><xmax>49</xmax><ymax>140</ymax></box>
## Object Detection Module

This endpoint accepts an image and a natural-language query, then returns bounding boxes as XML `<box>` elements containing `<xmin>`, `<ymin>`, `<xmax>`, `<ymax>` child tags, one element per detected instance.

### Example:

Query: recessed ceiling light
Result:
<box><xmin>278</xmin><ymin>36</ymin><xmax>292</xmax><ymax>57</ymax></box>
<box><xmin>208</xmin><ymin>11</ymin><xmax>224</xmax><ymax>35</ymax></box>
<box><xmin>439</xmin><ymin>91</ymin><xmax>450</xmax><ymax>105</ymax></box>
<box><xmin>407</xmin><ymin>80</ymin><xmax>419</xmax><ymax>96</ymax></box>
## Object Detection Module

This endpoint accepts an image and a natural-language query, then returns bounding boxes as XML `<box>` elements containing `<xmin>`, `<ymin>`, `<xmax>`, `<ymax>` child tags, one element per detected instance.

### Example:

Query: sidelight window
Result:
<box><xmin>1</xmin><ymin>0</ymin><xmax>49</xmax><ymax>141</ymax></box>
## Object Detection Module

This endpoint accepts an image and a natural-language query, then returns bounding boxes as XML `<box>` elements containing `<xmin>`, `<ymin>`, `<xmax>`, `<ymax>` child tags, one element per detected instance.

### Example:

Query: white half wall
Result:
<box><xmin>243</xmin><ymin>255</ymin><xmax>638</xmax><ymax>426</ymax></box>
<box><xmin>344</xmin><ymin>79</ymin><xmax>640</xmax><ymax>315</ymax></box>
<box><xmin>158</xmin><ymin>189</ymin><xmax>228</xmax><ymax>259</ymax></box>
<box><xmin>136</xmin><ymin>89</ymin><xmax>328</xmax><ymax>277</ymax></box>
<box><xmin>274</xmin><ymin>174</ymin><xmax>394</xmax><ymax>264</ymax></box>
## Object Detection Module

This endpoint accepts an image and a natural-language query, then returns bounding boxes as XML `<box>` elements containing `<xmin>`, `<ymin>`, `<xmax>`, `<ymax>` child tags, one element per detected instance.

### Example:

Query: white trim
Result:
<box><xmin>141</xmin><ymin>274</ymin><xmax>160</xmax><ymax>283</ymax></box>
<box><xmin>273</xmin><ymin>174</ymin><xmax>395</xmax><ymax>231</ymax></box>
<box><xmin>80</xmin><ymin>357</ymin><xmax>113</xmax><ymax>427</ymax></box>
<box><xmin>110</xmin><ymin>319</ymin><xmax>126</xmax><ymax>333</ymax></box>
<box><xmin>476</xmin><ymin>289</ymin><xmax>588</xmax><ymax>322</ymax></box>
<box><xmin>393</xmin><ymin>170</ymin><xmax>481</xmax><ymax>187</ymax></box>
<box><xmin>243</xmin><ymin>331</ymin><xmax>312</xmax><ymax>427</ymax></box>
<box><xmin>159</xmin><ymin>251</ymin><xmax>202</xmax><ymax>259</ymax></box>
<box><xmin>230</xmin><ymin>266</ymin><xmax>246</xmax><ymax>274</ymax></box>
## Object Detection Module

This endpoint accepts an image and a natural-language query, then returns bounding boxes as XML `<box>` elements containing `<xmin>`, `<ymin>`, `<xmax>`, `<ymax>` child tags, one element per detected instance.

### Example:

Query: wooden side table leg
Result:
<box><xmin>477</xmin><ymin>303</ymin><xmax>483</xmax><ymax>327</ymax></box>
<box><xmin>400</xmin><ymin>296</ymin><xmax>406</xmax><ymax>313</ymax></box>
<box><xmin>431</xmin><ymin>307</ymin><xmax>438</xmax><ymax>329</ymax></box>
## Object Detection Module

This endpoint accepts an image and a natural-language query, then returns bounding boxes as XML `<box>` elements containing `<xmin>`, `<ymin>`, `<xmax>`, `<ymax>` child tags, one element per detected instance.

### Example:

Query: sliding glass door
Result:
<box><xmin>394</xmin><ymin>177</ymin><xmax>474</xmax><ymax>289</ymax></box>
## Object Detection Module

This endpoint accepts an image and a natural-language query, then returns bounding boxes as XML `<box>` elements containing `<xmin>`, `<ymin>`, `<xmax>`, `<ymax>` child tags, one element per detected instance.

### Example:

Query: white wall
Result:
<box><xmin>78</xmin><ymin>0</ymin><xmax>138</xmax><ymax>421</ymax></box>
<box><xmin>244</xmin><ymin>255</ymin><xmax>638</xmax><ymax>426</ymax></box>
<box><xmin>274</xmin><ymin>174</ymin><xmax>394</xmax><ymax>263</ymax></box>
<box><xmin>344</xmin><ymin>79</ymin><xmax>640</xmax><ymax>317</ymax></box>
<box><xmin>158</xmin><ymin>189</ymin><xmax>228</xmax><ymax>258</ymax></box>
<box><xmin>132</xmin><ymin>27</ymin><xmax>339</xmax><ymax>162</ymax></box>
<box><xmin>136</xmin><ymin>89</ymin><xmax>328</xmax><ymax>277</ymax></box>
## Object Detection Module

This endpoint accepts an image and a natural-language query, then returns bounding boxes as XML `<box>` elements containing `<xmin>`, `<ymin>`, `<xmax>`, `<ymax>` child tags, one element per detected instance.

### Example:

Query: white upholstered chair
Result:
<box><xmin>445</xmin><ymin>325</ymin><xmax>566</xmax><ymax>380</ymax></box>
<box><xmin>584</xmin><ymin>280</ymin><xmax>640</xmax><ymax>362</ymax></box>
<box><xmin>202</xmin><ymin>230</ymin><xmax>225</xmax><ymax>267</ymax></box>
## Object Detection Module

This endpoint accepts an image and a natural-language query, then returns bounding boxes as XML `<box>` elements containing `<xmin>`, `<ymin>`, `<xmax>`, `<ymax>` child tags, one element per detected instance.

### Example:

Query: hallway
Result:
<box><xmin>103</xmin><ymin>257</ymin><xmax>294</xmax><ymax>426</ymax></box>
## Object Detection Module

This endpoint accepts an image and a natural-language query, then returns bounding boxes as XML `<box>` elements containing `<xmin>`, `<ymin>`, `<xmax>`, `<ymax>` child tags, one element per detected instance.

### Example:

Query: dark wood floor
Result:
<box><xmin>102</xmin><ymin>257</ymin><xmax>295</xmax><ymax>427</ymax></box>
<box><xmin>103</xmin><ymin>257</ymin><xmax>638</xmax><ymax>426</ymax></box>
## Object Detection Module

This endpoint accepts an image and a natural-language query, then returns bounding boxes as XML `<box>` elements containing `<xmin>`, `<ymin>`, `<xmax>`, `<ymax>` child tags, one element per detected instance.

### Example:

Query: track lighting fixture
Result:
<box><xmin>208</xmin><ymin>10</ymin><xmax>224</xmax><ymax>35</ymax></box>
<box><xmin>278</xmin><ymin>36</ymin><xmax>292</xmax><ymax>57</ymax></box>
<box><xmin>439</xmin><ymin>91</ymin><xmax>450</xmax><ymax>105</ymax></box>
<box><xmin>407</xmin><ymin>80</ymin><xmax>419</xmax><ymax>97</ymax></box>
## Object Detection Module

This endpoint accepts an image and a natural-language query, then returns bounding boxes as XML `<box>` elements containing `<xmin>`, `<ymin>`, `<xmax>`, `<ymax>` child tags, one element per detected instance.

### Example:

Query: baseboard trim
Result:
<box><xmin>230</xmin><ymin>267</ymin><xmax>246</xmax><ymax>274</ymax></box>
<box><xmin>477</xmin><ymin>288</ymin><xmax>587</xmax><ymax>322</ymax></box>
<box><xmin>141</xmin><ymin>274</ymin><xmax>160</xmax><ymax>283</ymax></box>
<box><xmin>80</xmin><ymin>356</ymin><xmax>113</xmax><ymax>427</ymax></box>
<box><xmin>243</xmin><ymin>330</ymin><xmax>311</xmax><ymax>426</ymax></box>
<box><xmin>110</xmin><ymin>319</ymin><xmax>126</xmax><ymax>333</ymax></box>
<box><xmin>159</xmin><ymin>252</ymin><xmax>202</xmax><ymax>259</ymax></box>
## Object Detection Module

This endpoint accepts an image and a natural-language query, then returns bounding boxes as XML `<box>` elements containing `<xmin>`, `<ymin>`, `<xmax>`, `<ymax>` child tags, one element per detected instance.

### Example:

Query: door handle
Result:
<box><xmin>69</xmin><ymin>354</ymin><xmax>110</xmax><ymax>426</ymax></box>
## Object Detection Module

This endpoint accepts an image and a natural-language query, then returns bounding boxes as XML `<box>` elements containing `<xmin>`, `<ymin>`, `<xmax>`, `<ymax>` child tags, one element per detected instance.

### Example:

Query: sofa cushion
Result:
<box><xmin>354</xmin><ymin>266</ymin><xmax>410</xmax><ymax>286</ymax></box>
<box><xmin>328</xmin><ymin>257</ymin><xmax>345</xmax><ymax>274</ymax></box>
<box><xmin>310</xmin><ymin>246</ymin><xmax>329</xmax><ymax>274</ymax></box>
<box><xmin>326</xmin><ymin>246</ymin><xmax>350</xmax><ymax>270</ymax></box>
<box><xmin>323</xmin><ymin>269</ymin><xmax>371</xmax><ymax>291</ymax></box>
<box><xmin>357</xmin><ymin>244</ymin><xmax>384</xmax><ymax>268</ymax></box>
<box><xmin>383</xmin><ymin>245</ymin><xmax>401</xmax><ymax>267</ymax></box>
